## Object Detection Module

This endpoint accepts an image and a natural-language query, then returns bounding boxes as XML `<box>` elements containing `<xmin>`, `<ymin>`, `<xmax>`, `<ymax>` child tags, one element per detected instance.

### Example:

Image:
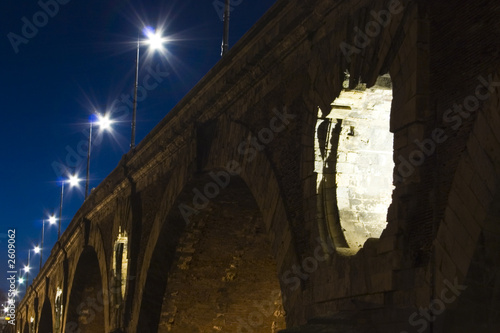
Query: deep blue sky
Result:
<box><xmin>0</xmin><ymin>0</ymin><xmax>274</xmax><ymax>295</ymax></box>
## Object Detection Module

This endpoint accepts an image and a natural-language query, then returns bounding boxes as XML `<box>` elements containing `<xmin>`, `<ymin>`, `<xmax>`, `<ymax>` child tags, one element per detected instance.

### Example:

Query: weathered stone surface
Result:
<box><xmin>16</xmin><ymin>0</ymin><xmax>500</xmax><ymax>332</ymax></box>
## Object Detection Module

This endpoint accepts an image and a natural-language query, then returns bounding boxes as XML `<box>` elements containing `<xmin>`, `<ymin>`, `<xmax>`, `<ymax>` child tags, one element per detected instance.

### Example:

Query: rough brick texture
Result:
<box><xmin>17</xmin><ymin>0</ymin><xmax>500</xmax><ymax>332</ymax></box>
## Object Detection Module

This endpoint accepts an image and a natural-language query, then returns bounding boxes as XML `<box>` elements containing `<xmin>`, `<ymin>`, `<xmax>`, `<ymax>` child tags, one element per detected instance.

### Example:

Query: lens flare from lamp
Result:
<box><xmin>68</xmin><ymin>174</ymin><xmax>80</xmax><ymax>188</ymax></box>
<box><xmin>49</xmin><ymin>215</ymin><xmax>57</xmax><ymax>225</ymax></box>
<box><xmin>96</xmin><ymin>113</ymin><xmax>113</xmax><ymax>130</ymax></box>
<box><xmin>143</xmin><ymin>26</ymin><xmax>165</xmax><ymax>51</ymax></box>
<box><xmin>34</xmin><ymin>246</ymin><xmax>40</xmax><ymax>254</ymax></box>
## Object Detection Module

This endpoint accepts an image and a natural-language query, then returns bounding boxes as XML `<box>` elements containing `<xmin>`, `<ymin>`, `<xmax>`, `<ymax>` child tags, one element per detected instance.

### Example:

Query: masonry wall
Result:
<box><xmin>16</xmin><ymin>0</ymin><xmax>500</xmax><ymax>332</ymax></box>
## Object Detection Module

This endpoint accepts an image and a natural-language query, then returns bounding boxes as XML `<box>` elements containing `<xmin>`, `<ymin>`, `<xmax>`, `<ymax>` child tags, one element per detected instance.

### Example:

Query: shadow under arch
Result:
<box><xmin>437</xmin><ymin>188</ymin><xmax>500</xmax><ymax>333</ymax></box>
<box><xmin>137</xmin><ymin>173</ymin><xmax>286</xmax><ymax>332</ymax></box>
<box><xmin>64</xmin><ymin>246</ymin><xmax>105</xmax><ymax>333</ymax></box>
<box><xmin>38</xmin><ymin>298</ymin><xmax>53</xmax><ymax>333</ymax></box>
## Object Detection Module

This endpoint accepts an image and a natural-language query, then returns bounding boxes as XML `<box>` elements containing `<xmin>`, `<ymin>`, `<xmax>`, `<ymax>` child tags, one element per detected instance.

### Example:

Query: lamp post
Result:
<box><xmin>32</xmin><ymin>246</ymin><xmax>40</xmax><ymax>279</ymax></box>
<box><xmin>39</xmin><ymin>215</ymin><xmax>56</xmax><ymax>270</ymax></box>
<box><xmin>130</xmin><ymin>27</ymin><xmax>166</xmax><ymax>150</ymax></box>
<box><xmin>23</xmin><ymin>250</ymin><xmax>31</xmax><ymax>293</ymax></box>
<box><xmin>85</xmin><ymin>113</ymin><xmax>113</xmax><ymax>199</ymax></box>
<box><xmin>58</xmin><ymin>174</ymin><xmax>80</xmax><ymax>240</ymax></box>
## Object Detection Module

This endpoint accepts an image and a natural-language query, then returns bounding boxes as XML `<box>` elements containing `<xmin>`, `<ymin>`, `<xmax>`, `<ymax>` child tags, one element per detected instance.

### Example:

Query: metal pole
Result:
<box><xmin>26</xmin><ymin>250</ymin><xmax>30</xmax><ymax>293</ymax></box>
<box><xmin>85</xmin><ymin>121</ymin><xmax>93</xmax><ymax>198</ymax></box>
<box><xmin>131</xmin><ymin>37</ymin><xmax>140</xmax><ymax>149</ymax></box>
<box><xmin>58</xmin><ymin>182</ymin><xmax>64</xmax><ymax>240</ymax></box>
<box><xmin>221</xmin><ymin>0</ymin><xmax>230</xmax><ymax>56</ymax></box>
<box><xmin>40</xmin><ymin>220</ymin><xmax>44</xmax><ymax>271</ymax></box>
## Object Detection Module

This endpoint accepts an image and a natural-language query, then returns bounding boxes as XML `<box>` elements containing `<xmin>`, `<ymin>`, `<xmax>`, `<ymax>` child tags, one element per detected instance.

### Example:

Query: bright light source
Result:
<box><xmin>68</xmin><ymin>174</ymin><xmax>80</xmax><ymax>188</ymax></box>
<box><xmin>96</xmin><ymin>113</ymin><xmax>113</xmax><ymax>131</ymax></box>
<box><xmin>18</xmin><ymin>277</ymin><xmax>24</xmax><ymax>284</ymax></box>
<box><xmin>49</xmin><ymin>215</ymin><xmax>57</xmax><ymax>225</ymax></box>
<box><xmin>23</xmin><ymin>265</ymin><xmax>30</xmax><ymax>273</ymax></box>
<box><xmin>33</xmin><ymin>246</ymin><xmax>40</xmax><ymax>254</ymax></box>
<box><xmin>144</xmin><ymin>26</ymin><xmax>165</xmax><ymax>51</ymax></box>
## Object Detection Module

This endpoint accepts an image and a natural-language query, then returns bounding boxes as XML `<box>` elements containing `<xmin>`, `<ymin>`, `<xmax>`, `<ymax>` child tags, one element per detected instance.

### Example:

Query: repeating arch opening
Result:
<box><xmin>65</xmin><ymin>247</ymin><xmax>105</xmax><ymax>333</ymax></box>
<box><xmin>316</xmin><ymin>74</ymin><xmax>394</xmax><ymax>253</ymax></box>
<box><xmin>38</xmin><ymin>298</ymin><xmax>53</xmax><ymax>333</ymax></box>
<box><xmin>139</xmin><ymin>174</ymin><xmax>285</xmax><ymax>332</ymax></box>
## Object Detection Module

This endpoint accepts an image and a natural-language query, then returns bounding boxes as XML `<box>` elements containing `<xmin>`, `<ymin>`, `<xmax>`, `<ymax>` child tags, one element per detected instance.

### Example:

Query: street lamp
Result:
<box><xmin>23</xmin><ymin>250</ymin><xmax>31</xmax><ymax>293</ymax></box>
<box><xmin>58</xmin><ymin>174</ymin><xmax>81</xmax><ymax>239</ymax></box>
<box><xmin>39</xmin><ymin>215</ymin><xmax>56</xmax><ymax>270</ymax></box>
<box><xmin>85</xmin><ymin>112</ymin><xmax>113</xmax><ymax>199</ymax></box>
<box><xmin>130</xmin><ymin>27</ymin><xmax>166</xmax><ymax>150</ymax></box>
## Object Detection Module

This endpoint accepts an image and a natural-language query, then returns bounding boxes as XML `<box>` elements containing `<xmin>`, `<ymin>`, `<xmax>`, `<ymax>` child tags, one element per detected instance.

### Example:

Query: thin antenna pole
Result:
<box><xmin>221</xmin><ymin>0</ymin><xmax>230</xmax><ymax>56</ymax></box>
<box><xmin>58</xmin><ymin>182</ymin><xmax>64</xmax><ymax>240</ymax></box>
<box><xmin>131</xmin><ymin>36</ymin><xmax>140</xmax><ymax>149</ymax></box>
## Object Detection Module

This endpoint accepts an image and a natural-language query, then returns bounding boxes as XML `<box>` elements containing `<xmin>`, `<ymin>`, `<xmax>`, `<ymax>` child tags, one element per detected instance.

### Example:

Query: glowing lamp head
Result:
<box><xmin>48</xmin><ymin>215</ymin><xmax>57</xmax><ymax>225</ymax></box>
<box><xmin>18</xmin><ymin>277</ymin><xmax>24</xmax><ymax>284</ymax></box>
<box><xmin>33</xmin><ymin>246</ymin><xmax>40</xmax><ymax>254</ymax></box>
<box><xmin>67</xmin><ymin>174</ymin><xmax>80</xmax><ymax>188</ymax></box>
<box><xmin>23</xmin><ymin>265</ymin><xmax>30</xmax><ymax>273</ymax></box>
<box><xmin>96</xmin><ymin>113</ymin><xmax>113</xmax><ymax>131</ymax></box>
<box><xmin>143</xmin><ymin>26</ymin><xmax>165</xmax><ymax>51</ymax></box>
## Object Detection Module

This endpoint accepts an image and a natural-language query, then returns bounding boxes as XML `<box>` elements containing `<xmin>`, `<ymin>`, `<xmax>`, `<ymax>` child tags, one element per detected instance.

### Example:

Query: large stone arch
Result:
<box><xmin>139</xmin><ymin>174</ymin><xmax>286</xmax><ymax>332</ymax></box>
<box><xmin>132</xmin><ymin>116</ymin><xmax>300</xmax><ymax>330</ymax></box>
<box><xmin>205</xmin><ymin>115</ymin><xmax>304</xmax><ymax>322</ymax></box>
<box><xmin>63</xmin><ymin>241</ymin><xmax>108</xmax><ymax>333</ymax></box>
<box><xmin>37</xmin><ymin>298</ymin><xmax>53</xmax><ymax>333</ymax></box>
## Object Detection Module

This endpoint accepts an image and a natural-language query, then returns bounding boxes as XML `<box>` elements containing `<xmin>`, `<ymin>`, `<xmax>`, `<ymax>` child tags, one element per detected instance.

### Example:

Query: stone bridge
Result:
<box><xmin>17</xmin><ymin>0</ymin><xmax>500</xmax><ymax>332</ymax></box>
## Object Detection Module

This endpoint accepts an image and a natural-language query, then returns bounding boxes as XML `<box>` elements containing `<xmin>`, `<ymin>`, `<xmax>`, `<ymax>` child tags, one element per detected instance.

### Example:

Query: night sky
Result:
<box><xmin>0</xmin><ymin>0</ymin><xmax>275</xmax><ymax>295</ymax></box>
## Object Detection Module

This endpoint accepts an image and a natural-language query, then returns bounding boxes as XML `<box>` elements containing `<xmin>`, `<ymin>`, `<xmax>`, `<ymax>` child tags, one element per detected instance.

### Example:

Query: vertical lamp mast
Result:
<box><xmin>221</xmin><ymin>0</ymin><xmax>230</xmax><ymax>56</ymax></box>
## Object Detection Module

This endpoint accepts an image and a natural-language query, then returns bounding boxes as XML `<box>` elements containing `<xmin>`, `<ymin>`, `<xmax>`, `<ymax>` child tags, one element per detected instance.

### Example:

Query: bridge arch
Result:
<box><xmin>37</xmin><ymin>298</ymin><xmax>53</xmax><ymax>333</ymax></box>
<box><xmin>133</xmin><ymin>118</ymin><xmax>298</xmax><ymax>330</ymax></box>
<box><xmin>64</xmin><ymin>245</ymin><xmax>108</xmax><ymax>333</ymax></box>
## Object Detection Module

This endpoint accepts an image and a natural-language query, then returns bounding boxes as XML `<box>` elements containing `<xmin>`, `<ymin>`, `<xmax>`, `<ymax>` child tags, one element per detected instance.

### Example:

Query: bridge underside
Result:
<box><xmin>17</xmin><ymin>0</ymin><xmax>500</xmax><ymax>332</ymax></box>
